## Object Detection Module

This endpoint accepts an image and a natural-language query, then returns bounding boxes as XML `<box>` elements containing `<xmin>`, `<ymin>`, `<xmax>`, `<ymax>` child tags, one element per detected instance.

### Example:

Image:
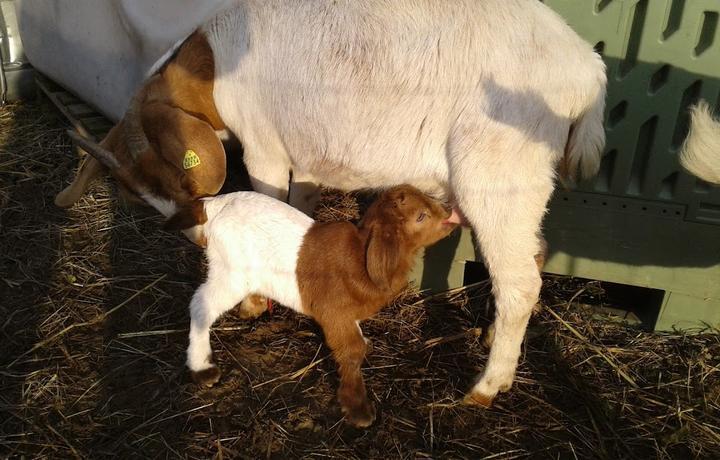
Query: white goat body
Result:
<box><xmin>193</xmin><ymin>192</ymin><xmax>312</xmax><ymax>319</ymax></box>
<box><xmin>184</xmin><ymin>192</ymin><xmax>311</xmax><ymax>376</ymax></box>
<box><xmin>205</xmin><ymin>0</ymin><xmax>606</xmax><ymax>199</ymax></box>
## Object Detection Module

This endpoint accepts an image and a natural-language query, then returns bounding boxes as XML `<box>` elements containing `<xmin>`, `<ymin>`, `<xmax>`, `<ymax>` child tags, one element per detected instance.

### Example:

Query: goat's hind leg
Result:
<box><xmin>449</xmin><ymin>127</ymin><xmax>557</xmax><ymax>407</ymax></box>
<box><xmin>462</xmin><ymin>196</ymin><xmax>547</xmax><ymax>407</ymax></box>
<box><xmin>483</xmin><ymin>235</ymin><xmax>548</xmax><ymax>349</ymax></box>
<box><xmin>186</xmin><ymin>278</ymin><xmax>247</xmax><ymax>386</ymax></box>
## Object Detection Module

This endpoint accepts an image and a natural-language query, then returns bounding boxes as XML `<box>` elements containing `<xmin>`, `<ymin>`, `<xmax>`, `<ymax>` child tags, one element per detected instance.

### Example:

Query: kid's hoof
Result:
<box><xmin>191</xmin><ymin>366</ymin><xmax>222</xmax><ymax>387</ymax></box>
<box><xmin>342</xmin><ymin>401</ymin><xmax>376</xmax><ymax>428</ymax></box>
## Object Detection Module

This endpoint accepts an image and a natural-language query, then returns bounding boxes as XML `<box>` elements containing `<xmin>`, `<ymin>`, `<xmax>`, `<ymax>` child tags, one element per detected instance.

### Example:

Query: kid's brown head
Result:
<box><xmin>359</xmin><ymin>185</ymin><xmax>456</xmax><ymax>289</ymax></box>
<box><xmin>362</xmin><ymin>185</ymin><xmax>456</xmax><ymax>248</ymax></box>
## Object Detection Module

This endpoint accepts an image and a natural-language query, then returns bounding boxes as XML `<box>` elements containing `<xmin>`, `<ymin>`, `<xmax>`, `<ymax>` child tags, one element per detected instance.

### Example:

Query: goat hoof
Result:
<box><xmin>342</xmin><ymin>400</ymin><xmax>376</xmax><ymax>428</ymax></box>
<box><xmin>463</xmin><ymin>391</ymin><xmax>494</xmax><ymax>408</ymax></box>
<box><xmin>191</xmin><ymin>366</ymin><xmax>222</xmax><ymax>387</ymax></box>
<box><xmin>238</xmin><ymin>295</ymin><xmax>269</xmax><ymax>320</ymax></box>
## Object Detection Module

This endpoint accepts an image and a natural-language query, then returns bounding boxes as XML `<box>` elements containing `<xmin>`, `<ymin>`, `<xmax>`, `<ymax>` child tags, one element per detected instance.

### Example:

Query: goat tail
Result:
<box><xmin>679</xmin><ymin>100</ymin><xmax>720</xmax><ymax>185</ymax></box>
<box><xmin>164</xmin><ymin>200</ymin><xmax>209</xmax><ymax>247</ymax></box>
<box><xmin>561</xmin><ymin>83</ymin><xmax>606</xmax><ymax>182</ymax></box>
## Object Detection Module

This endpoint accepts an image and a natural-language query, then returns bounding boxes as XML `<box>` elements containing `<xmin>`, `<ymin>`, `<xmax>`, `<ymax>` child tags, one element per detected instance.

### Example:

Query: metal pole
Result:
<box><xmin>0</xmin><ymin>1</ymin><xmax>7</xmax><ymax>105</ymax></box>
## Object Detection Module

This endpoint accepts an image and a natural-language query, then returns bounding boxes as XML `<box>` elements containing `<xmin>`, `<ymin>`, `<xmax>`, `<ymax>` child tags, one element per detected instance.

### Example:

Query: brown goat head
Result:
<box><xmin>362</xmin><ymin>185</ymin><xmax>456</xmax><ymax>289</ymax></box>
<box><xmin>55</xmin><ymin>32</ymin><xmax>226</xmax><ymax>216</ymax></box>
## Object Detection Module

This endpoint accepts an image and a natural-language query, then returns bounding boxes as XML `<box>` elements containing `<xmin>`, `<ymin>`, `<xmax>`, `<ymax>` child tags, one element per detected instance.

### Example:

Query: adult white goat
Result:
<box><xmin>59</xmin><ymin>0</ymin><xmax>607</xmax><ymax>406</ymax></box>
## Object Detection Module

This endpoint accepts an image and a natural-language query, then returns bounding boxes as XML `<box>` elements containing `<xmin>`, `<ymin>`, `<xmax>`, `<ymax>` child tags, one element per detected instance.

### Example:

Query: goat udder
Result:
<box><xmin>443</xmin><ymin>207</ymin><xmax>470</xmax><ymax>226</ymax></box>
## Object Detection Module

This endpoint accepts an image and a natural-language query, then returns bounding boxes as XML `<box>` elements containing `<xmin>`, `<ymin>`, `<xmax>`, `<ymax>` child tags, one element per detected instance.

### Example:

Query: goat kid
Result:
<box><xmin>165</xmin><ymin>185</ymin><xmax>457</xmax><ymax>427</ymax></box>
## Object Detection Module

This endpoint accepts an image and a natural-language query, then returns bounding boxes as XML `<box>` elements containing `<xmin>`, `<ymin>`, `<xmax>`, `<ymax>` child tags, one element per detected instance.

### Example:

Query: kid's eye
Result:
<box><xmin>417</xmin><ymin>212</ymin><xmax>427</xmax><ymax>223</ymax></box>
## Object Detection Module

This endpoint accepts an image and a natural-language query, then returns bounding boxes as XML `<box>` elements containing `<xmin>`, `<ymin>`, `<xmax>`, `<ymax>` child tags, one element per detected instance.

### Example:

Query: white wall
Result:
<box><xmin>17</xmin><ymin>0</ymin><xmax>229</xmax><ymax>120</ymax></box>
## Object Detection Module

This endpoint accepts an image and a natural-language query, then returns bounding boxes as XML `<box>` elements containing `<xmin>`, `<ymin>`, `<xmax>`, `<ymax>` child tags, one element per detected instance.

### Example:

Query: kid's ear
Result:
<box><xmin>365</xmin><ymin>223</ymin><xmax>400</xmax><ymax>290</ymax></box>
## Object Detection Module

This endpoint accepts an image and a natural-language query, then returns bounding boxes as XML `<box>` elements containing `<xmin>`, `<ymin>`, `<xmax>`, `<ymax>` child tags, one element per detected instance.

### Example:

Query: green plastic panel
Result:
<box><xmin>544</xmin><ymin>0</ymin><xmax>720</xmax><ymax>220</ymax></box>
<box><xmin>411</xmin><ymin>0</ymin><xmax>720</xmax><ymax>331</ymax></box>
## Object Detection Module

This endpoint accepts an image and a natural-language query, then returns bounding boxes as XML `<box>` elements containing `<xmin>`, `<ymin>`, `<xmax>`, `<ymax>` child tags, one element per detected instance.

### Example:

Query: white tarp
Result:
<box><xmin>17</xmin><ymin>0</ymin><xmax>228</xmax><ymax>120</ymax></box>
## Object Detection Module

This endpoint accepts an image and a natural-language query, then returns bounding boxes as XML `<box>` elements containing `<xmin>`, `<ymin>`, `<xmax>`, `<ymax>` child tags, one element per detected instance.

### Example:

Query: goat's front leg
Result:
<box><xmin>320</xmin><ymin>318</ymin><xmax>375</xmax><ymax>428</ymax></box>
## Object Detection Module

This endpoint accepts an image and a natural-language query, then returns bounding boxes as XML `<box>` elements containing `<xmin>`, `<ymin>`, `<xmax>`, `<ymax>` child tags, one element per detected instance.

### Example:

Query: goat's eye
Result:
<box><xmin>417</xmin><ymin>212</ymin><xmax>427</xmax><ymax>223</ymax></box>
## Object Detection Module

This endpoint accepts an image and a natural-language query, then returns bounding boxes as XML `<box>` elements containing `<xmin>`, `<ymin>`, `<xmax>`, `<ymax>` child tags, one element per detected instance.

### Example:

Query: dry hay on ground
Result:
<box><xmin>1</xmin><ymin>99</ymin><xmax>719</xmax><ymax>459</ymax></box>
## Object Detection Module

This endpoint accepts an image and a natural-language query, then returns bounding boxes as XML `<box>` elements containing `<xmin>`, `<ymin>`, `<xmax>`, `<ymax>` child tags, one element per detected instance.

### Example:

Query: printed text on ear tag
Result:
<box><xmin>183</xmin><ymin>150</ymin><xmax>201</xmax><ymax>169</ymax></box>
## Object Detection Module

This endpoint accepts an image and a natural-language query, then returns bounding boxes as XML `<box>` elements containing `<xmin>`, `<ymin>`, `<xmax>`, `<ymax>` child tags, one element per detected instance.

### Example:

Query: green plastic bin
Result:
<box><xmin>411</xmin><ymin>0</ymin><xmax>720</xmax><ymax>331</ymax></box>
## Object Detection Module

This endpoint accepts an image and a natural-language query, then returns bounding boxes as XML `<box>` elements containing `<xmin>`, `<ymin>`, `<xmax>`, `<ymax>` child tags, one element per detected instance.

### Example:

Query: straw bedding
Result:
<box><xmin>1</xmin><ymin>99</ymin><xmax>718</xmax><ymax>459</ymax></box>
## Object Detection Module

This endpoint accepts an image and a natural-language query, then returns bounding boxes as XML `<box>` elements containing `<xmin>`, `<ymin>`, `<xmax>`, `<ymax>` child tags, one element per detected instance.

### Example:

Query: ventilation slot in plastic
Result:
<box><xmin>694</xmin><ymin>11</ymin><xmax>718</xmax><ymax>56</ymax></box>
<box><xmin>662</xmin><ymin>0</ymin><xmax>686</xmax><ymax>40</ymax></box>
<box><xmin>608</xmin><ymin>101</ymin><xmax>628</xmax><ymax>128</ymax></box>
<box><xmin>619</xmin><ymin>0</ymin><xmax>648</xmax><ymax>78</ymax></box>
<box><xmin>649</xmin><ymin>64</ymin><xmax>671</xmax><ymax>94</ymax></box>
<box><xmin>671</xmin><ymin>80</ymin><xmax>703</xmax><ymax>149</ymax></box>
<box><xmin>628</xmin><ymin>116</ymin><xmax>657</xmax><ymax>195</ymax></box>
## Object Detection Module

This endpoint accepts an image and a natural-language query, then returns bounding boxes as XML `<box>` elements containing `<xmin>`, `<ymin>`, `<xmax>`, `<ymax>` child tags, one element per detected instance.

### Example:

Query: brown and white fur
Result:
<box><xmin>165</xmin><ymin>185</ymin><xmax>456</xmax><ymax>427</ymax></box>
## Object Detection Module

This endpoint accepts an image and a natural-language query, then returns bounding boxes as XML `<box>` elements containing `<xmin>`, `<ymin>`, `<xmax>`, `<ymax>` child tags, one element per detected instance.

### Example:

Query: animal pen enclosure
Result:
<box><xmin>414</xmin><ymin>0</ymin><xmax>720</xmax><ymax>332</ymax></box>
<box><xmin>1</xmin><ymin>0</ymin><xmax>719</xmax><ymax>458</ymax></box>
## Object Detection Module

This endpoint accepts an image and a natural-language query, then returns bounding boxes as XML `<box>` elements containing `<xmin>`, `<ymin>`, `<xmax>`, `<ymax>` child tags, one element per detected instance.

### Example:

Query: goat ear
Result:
<box><xmin>366</xmin><ymin>223</ymin><xmax>400</xmax><ymax>290</ymax></box>
<box><xmin>143</xmin><ymin>103</ymin><xmax>227</xmax><ymax>198</ymax></box>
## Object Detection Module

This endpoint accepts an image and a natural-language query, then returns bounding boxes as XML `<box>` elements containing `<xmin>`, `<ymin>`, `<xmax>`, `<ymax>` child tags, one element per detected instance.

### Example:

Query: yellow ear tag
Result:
<box><xmin>183</xmin><ymin>150</ymin><xmax>201</xmax><ymax>170</ymax></box>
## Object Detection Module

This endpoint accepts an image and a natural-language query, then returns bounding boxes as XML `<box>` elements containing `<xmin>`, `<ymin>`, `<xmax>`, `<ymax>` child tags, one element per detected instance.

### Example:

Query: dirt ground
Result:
<box><xmin>1</xmin><ymin>98</ymin><xmax>719</xmax><ymax>459</ymax></box>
